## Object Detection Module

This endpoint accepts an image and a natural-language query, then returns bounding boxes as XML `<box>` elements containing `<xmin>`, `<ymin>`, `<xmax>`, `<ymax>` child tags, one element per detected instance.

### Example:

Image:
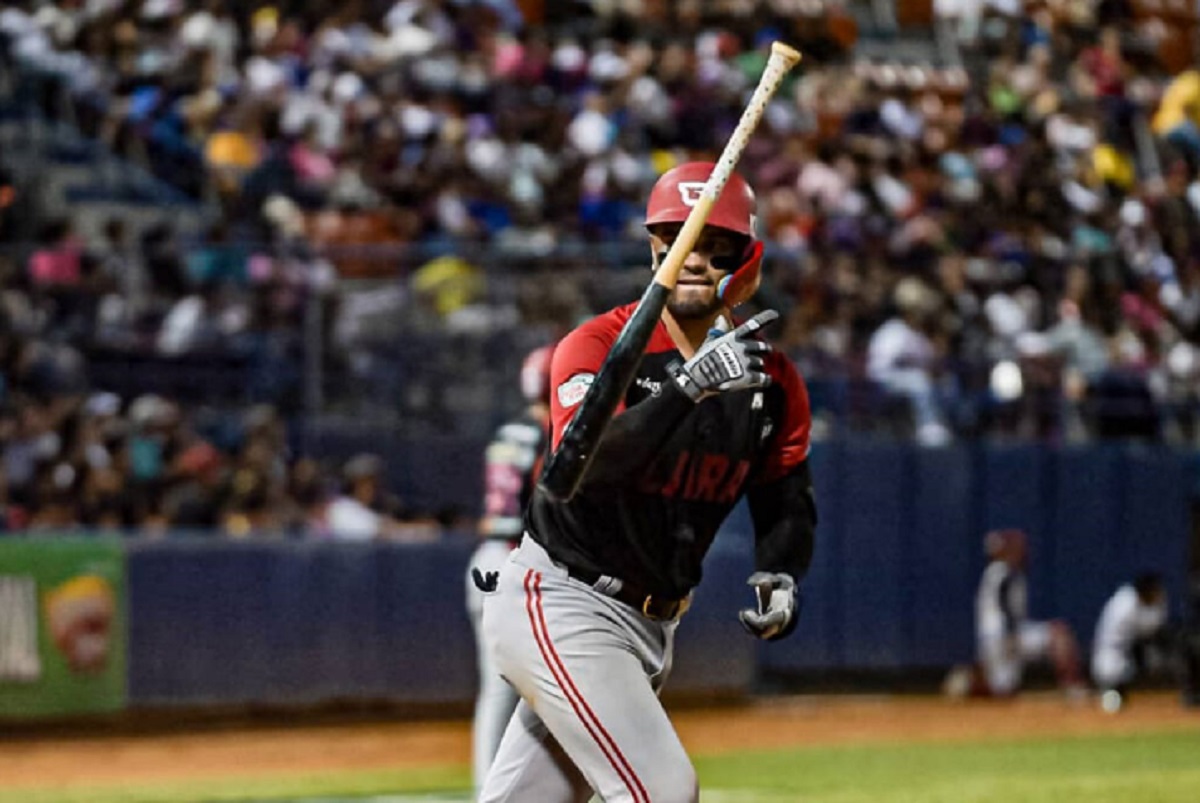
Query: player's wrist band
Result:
<box><xmin>666</xmin><ymin>359</ymin><xmax>705</xmax><ymax>402</ymax></box>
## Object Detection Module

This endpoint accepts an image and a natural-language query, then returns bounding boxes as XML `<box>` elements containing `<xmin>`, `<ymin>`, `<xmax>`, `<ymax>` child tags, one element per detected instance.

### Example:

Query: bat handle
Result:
<box><xmin>771</xmin><ymin>42</ymin><xmax>802</xmax><ymax>67</ymax></box>
<box><xmin>539</xmin><ymin>435</ymin><xmax>587</xmax><ymax>502</ymax></box>
<box><xmin>538</xmin><ymin>283</ymin><xmax>673</xmax><ymax>502</ymax></box>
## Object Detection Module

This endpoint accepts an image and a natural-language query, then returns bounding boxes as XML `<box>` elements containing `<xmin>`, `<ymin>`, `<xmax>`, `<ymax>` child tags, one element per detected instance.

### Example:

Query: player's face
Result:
<box><xmin>649</xmin><ymin>224</ymin><xmax>744</xmax><ymax>320</ymax></box>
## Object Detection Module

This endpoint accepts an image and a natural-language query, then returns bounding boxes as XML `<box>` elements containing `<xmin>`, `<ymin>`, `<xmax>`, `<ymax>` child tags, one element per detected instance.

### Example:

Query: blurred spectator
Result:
<box><xmin>28</xmin><ymin>219</ymin><xmax>83</xmax><ymax>289</ymax></box>
<box><xmin>1153</xmin><ymin>70</ymin><xmax>1200</xmax><ymax>167</ymax></box>
<box><xmin>324</xmin><ymin>452</ymin><xmax>402</xmax><ymax>541</ymax></box>
<box><xmin>205</xmin><ymin>114</ymin><xmax>265</xmax><ymax>199</ymax></box>
<box><xmin>126</xmin><ymin>393</ymin><xmax>177</xmax><ymax>486</ymax></box>
<box><xmin>283</xmin><ymin>456</ymin><xmax>331</xmax><ymax>537</ymax></box>
<box><xmin>90</xmin><ymin>218</ymin><xmax>150</xmax><ymax>340</ymax></box>
<box><xmin>162</xmin><ymin>440</ymin><xmax>227</xmax><ymax>532</ymax></box>
<box><xmin>1017</xmin><ymin>291</ymin><xmax>1112</xmax><ymax>441</ymax></box>
<box><xmin>220</xmin><ymin>466</ymin><xmax>281</xmax><ymax>538</ymax></box>
<box><xmin>0</xmin><ymin>165</ymin><xmax>19</xmax><ymax>245</ymax></box>
<box><xmin>411</xmin><ymin>253</ymin><xmax>492</xmax><ymax>333</ymax></box>
<box><xmin>140</xmin><ymin>222</ymin><xmax>191</xmax><ymax>318</ymax></box>
<box><xmin>867</xmin><ymin>277</ymin><xmax>954</xmax><ymax>446</ymax></box>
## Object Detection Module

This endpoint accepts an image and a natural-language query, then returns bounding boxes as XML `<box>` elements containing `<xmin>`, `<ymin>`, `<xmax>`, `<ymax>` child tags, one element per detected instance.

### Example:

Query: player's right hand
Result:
<box><xmin>667</xmin><ymin>309</ymin><xmax>779</xmax><ymax>402</ymax></box>
<box><xmin>738</xmin><ymin>571</ymin><xmax>801</xmax><ymax>641</ymax></box>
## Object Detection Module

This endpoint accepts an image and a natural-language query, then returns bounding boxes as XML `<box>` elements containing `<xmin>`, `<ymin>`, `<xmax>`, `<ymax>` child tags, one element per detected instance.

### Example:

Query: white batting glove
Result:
<box><xmin>666</xmin><ymin>310</ymin><xmax>778</xmax><ymax>402</ymax></box>
<box><xmin>738</xmin><ymin>572</ymin><xmax>800</xmax><ymax>641</ymax></box>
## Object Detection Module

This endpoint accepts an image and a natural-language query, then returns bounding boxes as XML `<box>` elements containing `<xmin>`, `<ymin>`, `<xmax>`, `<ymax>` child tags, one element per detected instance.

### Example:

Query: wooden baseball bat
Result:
<box><xmin>539</xmin><ymin>42</ymin><xmax>802</xmax><ymax>502</ymax></box>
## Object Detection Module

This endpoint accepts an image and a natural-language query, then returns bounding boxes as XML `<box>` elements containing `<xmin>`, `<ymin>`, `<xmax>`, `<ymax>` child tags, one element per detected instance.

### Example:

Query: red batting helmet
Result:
<box><xmin>984</xmin><ymin>528</ymin><xmax>1028</xmax><ymax>566</ymax></box>
<box><xmin>644</xmin><ymin>162</ymin><xmax>763</xmax><ymax>307</ymax></box>
<box><xmin>645</xmin><ymin>162</ymin><xmax>758</xmax><ymax>236</ymax></box>
<box><xmin>520</xmin><ymin>344</ymin><xmax>554</xmax><ymax>404</ymax></box>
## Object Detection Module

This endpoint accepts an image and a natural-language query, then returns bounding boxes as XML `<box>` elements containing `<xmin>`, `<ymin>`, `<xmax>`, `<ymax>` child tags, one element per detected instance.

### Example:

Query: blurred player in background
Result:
<box><xmin>946</xmin><ymin>528</ymin><xmax>1085</xmax><ymax>699</ymax></box>
<box><xmin>976</xmin><ymin>529</ymin><xmax>1085</xmax><ymax>697</ymax></box>
<box><xmin>1092</xmin><ymin>572</ymin><xmax>1170</xmax><ymax>712</ymax></box>
<box><xmin>466</xmin><ymin>344</ymin><xmax>553</xmax><ymax>796</ymax></box>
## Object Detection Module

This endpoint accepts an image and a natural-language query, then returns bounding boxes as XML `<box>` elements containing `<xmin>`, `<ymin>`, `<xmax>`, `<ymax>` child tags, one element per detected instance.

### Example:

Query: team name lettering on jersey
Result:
<box><xmin>639</xmin><ymin>451</ymin><xmax>752</xmax><ymax>503</ymax></box>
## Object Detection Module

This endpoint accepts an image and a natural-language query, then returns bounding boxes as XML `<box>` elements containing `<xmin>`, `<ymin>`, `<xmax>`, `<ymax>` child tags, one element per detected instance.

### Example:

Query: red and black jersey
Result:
<box><xmin>526</xmin><ymin>302</ymin><xmax>813</xmax><ymax>598</ymax></box>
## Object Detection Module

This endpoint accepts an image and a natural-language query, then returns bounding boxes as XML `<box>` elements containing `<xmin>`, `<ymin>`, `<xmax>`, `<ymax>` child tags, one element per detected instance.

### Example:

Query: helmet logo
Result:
<box><xmin>676</xmin><ymin>182</ymin><xmax>706</xmax><ymax>207</ymax></box>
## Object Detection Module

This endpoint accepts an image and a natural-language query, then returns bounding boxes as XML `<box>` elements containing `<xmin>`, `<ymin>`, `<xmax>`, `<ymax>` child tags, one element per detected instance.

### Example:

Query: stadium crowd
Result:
<box><xmin>2</xmin><ymin>0</ymin><xmax>1200</xmax><ymax>534</ymax></box>
<box><xmin>0</xmin><ymin>363</ymin><xmax>442</xmax><ymax>538</ymax></box>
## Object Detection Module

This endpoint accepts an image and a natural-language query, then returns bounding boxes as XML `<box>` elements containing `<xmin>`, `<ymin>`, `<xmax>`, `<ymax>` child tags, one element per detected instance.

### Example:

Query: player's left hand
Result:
<box><xmin>738</xmin><ymin>572</ymin><xmax>800</xmax><ymax>641</ymax></box>
<box><xmin>666</xmin><ymin>310</ymin><xmax>779</xmax><ymax>402</ymax></box>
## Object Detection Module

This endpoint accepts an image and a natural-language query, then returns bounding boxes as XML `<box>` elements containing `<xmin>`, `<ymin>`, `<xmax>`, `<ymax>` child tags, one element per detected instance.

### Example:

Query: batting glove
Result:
<box><xmin>666</xmin><ymin>309</ymin><xmax>779</xmax><ymax>402</ymax></box>
<box><xmin>739</xmin><ymin>572</ymin><xmax>801</xmax><ymax>641</ymax></box>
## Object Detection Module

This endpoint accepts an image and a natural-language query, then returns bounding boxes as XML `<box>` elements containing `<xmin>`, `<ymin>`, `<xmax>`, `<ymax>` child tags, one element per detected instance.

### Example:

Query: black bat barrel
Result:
<box><xmin>538</xmin><ymin>282</ymin><xmax>671</xmax><ymax>501</ymax></box>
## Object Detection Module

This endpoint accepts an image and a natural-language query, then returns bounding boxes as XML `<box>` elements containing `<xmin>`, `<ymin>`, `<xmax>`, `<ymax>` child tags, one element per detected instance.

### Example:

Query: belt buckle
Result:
<box><xmin>641</xmin><ymin>594</ymin><xmax>690</xmax><ymax>621</ymax></box>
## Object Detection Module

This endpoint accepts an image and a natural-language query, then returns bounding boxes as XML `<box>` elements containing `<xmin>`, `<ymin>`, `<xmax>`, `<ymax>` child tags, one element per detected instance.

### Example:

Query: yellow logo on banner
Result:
<box><xmin>43</xmin><ymin>575</ymin><xmax>116</xmax><ymax>675</ymax></box>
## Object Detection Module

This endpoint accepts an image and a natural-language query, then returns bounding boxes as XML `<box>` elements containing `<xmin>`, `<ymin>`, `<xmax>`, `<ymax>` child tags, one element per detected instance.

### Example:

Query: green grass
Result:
<box><xmin>694</xmin><ymin>729</ymin><xmax>1200</xmax><ymax>803</ymax></box>
<box><xmin>5</xmin><ymin>730</ymin><xmax>1200</xmax><ymax>803</ymax></box>
<box><xmin>0</xmin><ymin>767</ymin><xmax>468</xmax><ymax>803</ymax></box>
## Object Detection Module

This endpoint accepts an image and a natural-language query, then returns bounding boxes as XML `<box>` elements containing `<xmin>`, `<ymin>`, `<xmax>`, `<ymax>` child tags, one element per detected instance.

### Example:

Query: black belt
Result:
<box><xmin>564</xmin><ymin>564</ymin><xmax>691</xmax><ymax>621</ymax></box>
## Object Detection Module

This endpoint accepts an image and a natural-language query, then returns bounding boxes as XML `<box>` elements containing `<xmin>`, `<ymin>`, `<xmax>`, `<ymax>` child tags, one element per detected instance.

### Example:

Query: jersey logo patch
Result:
<box><xmin>557</xmin><ymin>373</ymin><xmax>595</xmax><ymax>408</ymax></box>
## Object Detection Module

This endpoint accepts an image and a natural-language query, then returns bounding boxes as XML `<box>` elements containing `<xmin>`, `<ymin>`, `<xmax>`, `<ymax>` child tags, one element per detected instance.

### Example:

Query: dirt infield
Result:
<box><xmin>1</xmin><ymin>692</ymin><xmax>1196</xmax><ymax>792</ymax></box>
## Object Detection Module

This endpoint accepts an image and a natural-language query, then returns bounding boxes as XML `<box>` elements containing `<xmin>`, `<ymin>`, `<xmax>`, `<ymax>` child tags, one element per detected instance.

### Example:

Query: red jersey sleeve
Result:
<box><xmin>547</xmin><ymin>313</ymin><xmax>628</xmax><ymax>449</ymax></box>
<box><xmin>757</xmin><ymin>352</ymin><xmax>812</xmax><ymax>482</ymax></box>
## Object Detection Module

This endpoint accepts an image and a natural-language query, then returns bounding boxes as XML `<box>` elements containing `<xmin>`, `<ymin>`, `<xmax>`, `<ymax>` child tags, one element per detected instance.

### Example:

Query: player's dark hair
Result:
<box><xmin>1134</xmin><ymin>571</ymin><xmax>1164</xmax><ymax>599</ymax></box>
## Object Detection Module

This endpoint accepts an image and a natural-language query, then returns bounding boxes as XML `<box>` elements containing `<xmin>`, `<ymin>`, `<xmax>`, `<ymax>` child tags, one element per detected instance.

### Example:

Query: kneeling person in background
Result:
<box><xmin>946</xmin><ymin>529</ymin><xmax>1086</xmax><ymax>699</ymax></box>
<box><xmin>1092</xmin><ymin>572</ymin><xmax>1170</xmax><ymax>712</ymax></box>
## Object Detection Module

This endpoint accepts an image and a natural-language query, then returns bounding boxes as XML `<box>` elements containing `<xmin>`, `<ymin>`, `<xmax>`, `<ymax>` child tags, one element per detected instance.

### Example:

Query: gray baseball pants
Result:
<box><xmin>478</xmin><ymin>536</ymin><xmax>698</xmax><ymax>803</ymax></box>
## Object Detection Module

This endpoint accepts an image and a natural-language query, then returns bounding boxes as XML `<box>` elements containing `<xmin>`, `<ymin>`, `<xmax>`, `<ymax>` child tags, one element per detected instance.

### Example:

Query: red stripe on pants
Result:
<box><xmin>523</xmin><ymin>569</ymin><xmax>648</xmax><ymax>803</ymax></box>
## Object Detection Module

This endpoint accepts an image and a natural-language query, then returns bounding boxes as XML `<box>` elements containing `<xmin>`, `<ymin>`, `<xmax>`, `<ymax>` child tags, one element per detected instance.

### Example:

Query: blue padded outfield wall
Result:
<box><xmin>124</xmin><ymin>536</ymin><xmax>755</xmax><ymax>709</ymax></box>
<box><xmin>1</xmin><ymin>439</ymin><xmax>1193</xmax><ymax>718</ymax></box>
<box><xmin>759</xmin><ymin>439</ymin><xmax>1194</xmax><ymax>677</ymax></box>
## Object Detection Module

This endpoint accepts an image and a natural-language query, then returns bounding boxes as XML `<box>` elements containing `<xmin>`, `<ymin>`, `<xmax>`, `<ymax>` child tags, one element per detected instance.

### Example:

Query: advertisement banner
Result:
<box><xmin>0</xmin><ymin>538</ymin><xmax>127</xmax><ymax>718</ymax></box>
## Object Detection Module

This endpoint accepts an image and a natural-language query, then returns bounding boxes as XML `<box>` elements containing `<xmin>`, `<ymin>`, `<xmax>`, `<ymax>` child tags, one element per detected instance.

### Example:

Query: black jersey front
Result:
<box><xmin>527</xmin><ymin>303</ymin><xmax>811</xmax><ymax>598</ymax></box>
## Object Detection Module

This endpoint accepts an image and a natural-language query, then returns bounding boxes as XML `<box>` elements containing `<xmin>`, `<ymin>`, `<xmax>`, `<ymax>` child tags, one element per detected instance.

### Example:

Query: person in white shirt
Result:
<box><xmin>1092</xmin><ymin>572</ymin><xmax>1169</xmax><ymax>711</ymax></box>
<box><xmin>325</xmin><ymin>453</ymin><xmax>394</xmax><ymax>541</ymax></box>
<box><xmin>867</xmin><ymin>277</ymin><xmax>952</xmax><ymax>446</ymax></box>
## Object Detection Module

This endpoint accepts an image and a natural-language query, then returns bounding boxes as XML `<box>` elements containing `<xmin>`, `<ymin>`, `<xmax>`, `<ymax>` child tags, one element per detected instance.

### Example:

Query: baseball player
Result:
<box><xmin>477</xmin><ymin>163</ymin><xmax>817</xmax><ymax>802</ymax></box>
<box><xmin>1091</xmin><ymin>572</ymin><xmax>1169</xmax><ymax>711</ymax></box>
<box><xmin>972</xmin><ymin>529</ymin><xmax>1085</xmax><ymax>698</ymax></box>
<box><xmin>466</xmin><ymin>345</ymin><xmax>554</xmax><ymax>796</ymax></box>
